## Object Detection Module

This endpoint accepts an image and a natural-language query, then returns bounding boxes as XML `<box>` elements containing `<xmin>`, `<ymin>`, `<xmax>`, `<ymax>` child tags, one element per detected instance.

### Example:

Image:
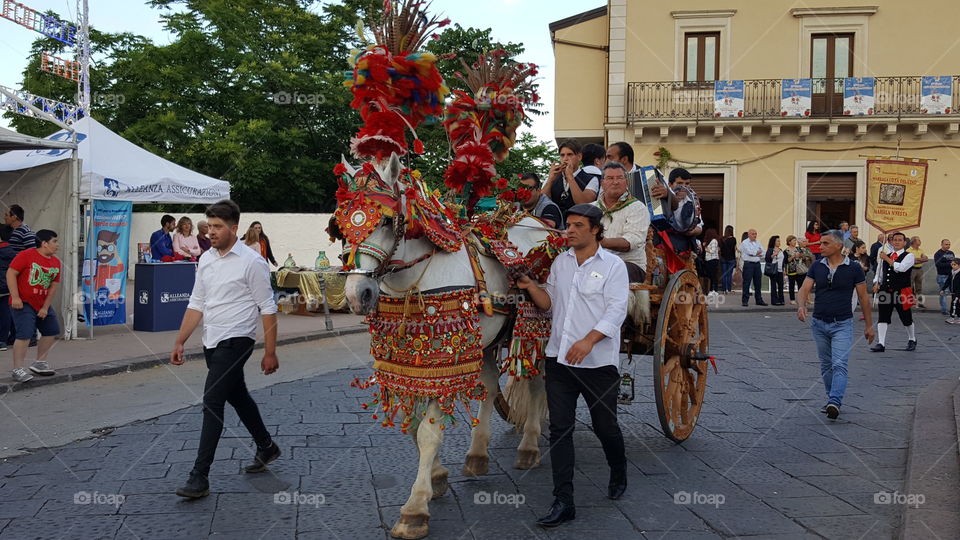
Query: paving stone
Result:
<box><xmin>0</xmin><ymin>499</ymin><xmax>43</xmax><ymax>519</ymax></box>
<box><xmin>117</xmin><ymin>512</ymin><xmax>213</xmax><ymax>539</ymax></box>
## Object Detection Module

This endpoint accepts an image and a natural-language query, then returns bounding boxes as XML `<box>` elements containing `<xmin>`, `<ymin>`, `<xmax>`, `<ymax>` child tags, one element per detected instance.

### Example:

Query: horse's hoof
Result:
<box><xmin>462</xmin><ymin>454</ymin><xmax>489</xmax><ymax>477</ymax></box>
<box><xmin>431</xmin><ymin>471</ymin><xmax>449</xmax><ymax>499</ymax></box>
<box><xmin>391</xmin><ymin>513</ymin><xmax>430</xmax><ymax>540</ymax></box>
<box><xmin>514</xmin><ymin>449</ymin><xmax>540</xmax><ymax>470</ymax></box>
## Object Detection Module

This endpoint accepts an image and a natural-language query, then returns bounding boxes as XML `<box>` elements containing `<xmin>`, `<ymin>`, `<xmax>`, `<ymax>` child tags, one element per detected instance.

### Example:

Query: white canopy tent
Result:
<box><xmin>0</xmin><ymin>117</ymin><xmax>230</xmax><ymax>339</ymax></box>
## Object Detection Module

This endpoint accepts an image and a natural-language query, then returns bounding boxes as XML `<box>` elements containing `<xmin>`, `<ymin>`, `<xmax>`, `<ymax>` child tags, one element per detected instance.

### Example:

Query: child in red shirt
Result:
<box><xmin>7</xmin><ymin>229</ymin><xmax>61</xmax><ymax>382</ymax></box>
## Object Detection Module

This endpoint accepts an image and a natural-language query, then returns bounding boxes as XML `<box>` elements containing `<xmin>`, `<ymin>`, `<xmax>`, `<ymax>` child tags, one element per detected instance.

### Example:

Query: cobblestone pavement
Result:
<box><xmin>0</xmin><ymin>312</ymin><xmax>958</xmax><ymax>539</ymax></box>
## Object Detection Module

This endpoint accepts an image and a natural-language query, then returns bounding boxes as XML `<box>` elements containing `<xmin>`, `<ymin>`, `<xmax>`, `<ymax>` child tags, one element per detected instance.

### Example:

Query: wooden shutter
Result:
<box><xmin>807</xmin><ymin>172</ymin><xmax>856</xmax><ymax>200</ymax></box>
<box><xmin>689</xmin><ymin>174</ymin><xmax>724</xmax><ymax>200</ymax></box>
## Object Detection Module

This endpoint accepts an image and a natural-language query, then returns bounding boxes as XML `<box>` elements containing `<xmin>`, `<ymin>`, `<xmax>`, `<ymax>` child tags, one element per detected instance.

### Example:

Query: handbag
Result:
<box><xmin>764</xmin><ymin>263</ymin><xmax>778</xmax><ymax>277</ymax></box>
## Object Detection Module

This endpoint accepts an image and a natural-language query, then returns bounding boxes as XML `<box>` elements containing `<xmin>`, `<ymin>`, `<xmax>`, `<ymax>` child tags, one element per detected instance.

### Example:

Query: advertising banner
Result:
<box><xmin>921</xmin><ymin>76</ymin><xmax>952</xmax><ymax>114</ymax></box>
<box><xmin>781</xmin><ymin>79</ymin><xmax>812</xmax><ymax>117</ymax></box>
<box><xmin>82</xmin><ymin>199</ymin><xmax>133</xmax><ymax>325</ymax></box>
<box><xmin>865</xmin><ymin>159</ymin><xmax>928</xmax><ymax>232</ymax></box>
<box><xmin>843</xmin><ymin>77</ymin><xmax>875</xmax><ymax>115</ymax></box>
<box><xmin>714</xmin><ymin>80</ymin><xmax>744</xmax><ymax>118</ymax></box>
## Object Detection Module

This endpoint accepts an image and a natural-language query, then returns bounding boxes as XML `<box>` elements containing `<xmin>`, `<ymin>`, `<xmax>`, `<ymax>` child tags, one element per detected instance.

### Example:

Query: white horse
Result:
<box><xmin>341</xmin><ymin>154</ymin><xmax>549</xmax><ymax>539</ymax></box>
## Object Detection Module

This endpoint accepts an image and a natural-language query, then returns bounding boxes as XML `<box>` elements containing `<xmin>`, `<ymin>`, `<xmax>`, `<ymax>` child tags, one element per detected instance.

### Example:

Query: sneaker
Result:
<box><xmin>244</xmin><ymin>441</ymin><xmax>281</xmax><ymax>473</ymax></box>
<box><xmin>175</xmin><ymin>471</ymin><xmax>210</xmax><ymax>498</ymax></box>
<box><xmin>0</xmin><ymin>345</ymin><xmax>7</xmax><ymax>351</ymax></box>
<box><xmin>947</xmin><ymin>318</ymin><xmax>960</xmax><ymax>325</ymax></box>
<box><xmin>819</xmin><ymin>404</ymin><xmax>828</xmax><ymax>414</ymax></box>
<box><xmin>11</xmin><ymin>368</ymin><xmax>33</xmax><ymax>383</ymax></box>
<box><xmin>28</xmin><ymin>361</ymin><xmax>55</xmax><ymax>376</ymax></box>
<box><xmin>825</xmin><ymin>404</ymin><xmax>840</xmax><ymax>420</ymax></box>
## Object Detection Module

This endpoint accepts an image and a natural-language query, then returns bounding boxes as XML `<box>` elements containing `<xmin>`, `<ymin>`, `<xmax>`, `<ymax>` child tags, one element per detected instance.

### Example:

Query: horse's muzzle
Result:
<box><xmin>345</xmin><ymin>274</ymin><xmax>380</xmax><ymax>315</ymax></box>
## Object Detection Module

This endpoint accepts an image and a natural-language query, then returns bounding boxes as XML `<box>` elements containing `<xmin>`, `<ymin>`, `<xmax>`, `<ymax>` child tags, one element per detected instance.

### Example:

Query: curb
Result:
<box><xmin>0</xmin><ymin>325</ymin><xmax>369</xmax><ymax>395</ymax></box>
<box><xmin>899</xmin><ymin>375</ymin><xmax>960</xmax><ymax>539</ymax></box>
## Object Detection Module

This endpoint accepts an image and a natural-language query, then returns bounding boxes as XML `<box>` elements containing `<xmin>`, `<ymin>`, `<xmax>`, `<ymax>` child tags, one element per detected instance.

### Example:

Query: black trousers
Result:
<box><xmin>545</xmin><ymin>357</ymin><xmax>625</xmax><ymax>505</ymax></box>
<box><xmin>624</xmin><ymin>262</ymin><xmax>646</xmax><ymax>283</ymax></box>
<box><xmin>742</xmin><ymin>261</ymin><xmax>763</xmax><ymax>304</ymax></box>
<box><xmin>704</xmin><ymin>259</ymin><xmax>720</xmax><ymax>292</ymax></box>
<box><xmin>769</xmin><ymin>271</ymin><xmax>784</xmax><ymax>304</ymax></box>
<box><xmin>193</xmin><ymin>337</ymin><xmax>271</xmax><ymax>476</ymax></box>
<box><xmin>877</xmin><ymin>289</ymin><xmax>913</xmax><ymax>326</ymax></box>
<box><xmin>788</xmin><ymin>273</ymin><xmax>804</xmax><ymax>301</ymax></box>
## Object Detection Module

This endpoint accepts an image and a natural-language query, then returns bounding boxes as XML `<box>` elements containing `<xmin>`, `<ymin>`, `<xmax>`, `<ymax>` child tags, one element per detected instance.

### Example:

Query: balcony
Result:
<box><xmin>626</xmin><ymin>77</ymin><xmax>960</xmax><ymax>123</ymax></box>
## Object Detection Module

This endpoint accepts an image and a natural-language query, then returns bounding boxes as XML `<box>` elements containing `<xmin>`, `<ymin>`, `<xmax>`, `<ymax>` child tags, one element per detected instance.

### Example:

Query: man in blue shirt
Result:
<box><xmin>150</xmin><ymin>215</ymin><xmax>176</xmax><ymax>261</ymax></box>
<box><xmin>796</xmin><ymin>230</ymin><xmax>875</xmax><ymax>420</ymax></box>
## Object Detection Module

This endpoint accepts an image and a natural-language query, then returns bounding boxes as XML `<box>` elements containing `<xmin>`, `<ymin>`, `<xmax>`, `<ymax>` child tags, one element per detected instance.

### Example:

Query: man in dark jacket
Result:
<box><xmin>934</xmin><ymin>239</ymin><xmax>955</xmax><ymax>315</ymax></box>
<box><xmin>0</xmin><ymin>226</ymin><xmax>16</xmax><ymax>356</ymax></box>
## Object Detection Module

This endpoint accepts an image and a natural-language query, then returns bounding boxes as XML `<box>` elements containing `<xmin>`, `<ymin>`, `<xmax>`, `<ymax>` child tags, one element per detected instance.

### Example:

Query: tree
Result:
<box><xmin>9</xmin><ymin>0</ymin><xmax>380</xmax><ymax>212</ymax></box>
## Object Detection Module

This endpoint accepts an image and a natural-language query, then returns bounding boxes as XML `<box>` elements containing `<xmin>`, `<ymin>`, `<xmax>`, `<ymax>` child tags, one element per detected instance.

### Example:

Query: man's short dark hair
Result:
<box><xmin>36</xmin><ymin>229</ymin><xmax>57</xmax><ymax>247</ymax></box>
<box><xmin>7</xmin><ymin>204</ymin><xmax>24</xmax><ymax>222</ymax></box>
<box><xmin>668</xmin><ymin>168</ymin><xmax>693</xmax><ymax>185</ymax></box>
<box><xmin>520</xmin><ymin>172</ymin><xmax>541</xmax><ymax>189</ymax></box>
<box><xmin>161</xmin><ymin>214</ymin><xmax>176</xmax><ymax>227</ymax></box>
<box><xmin>558</xmin><ymin>139</ymin><xmax>582</xmax><ymax>155</ymax></box>
<box><xmin>609</xmin><ymin>141</ymin><xmax>634</xmax><ymax>165</ymax></box>
<box><xmin>581</xmin><ymin>144</ymin><xmax>605</xmax><ymax>167</ymax></box>
<box><xmin>891</xmin><ymin>231</ymin><xmax>907</xmax><ymax>241</ymax></box>
<box><xmin>0</xmin><ymin>225</ymin><xmax>12</xmax><ymax>242</ymax></box>
<box><xmin>205</xmin><ymin>200</ymin><xmax>241</xmax><ymax>225</ymax></box>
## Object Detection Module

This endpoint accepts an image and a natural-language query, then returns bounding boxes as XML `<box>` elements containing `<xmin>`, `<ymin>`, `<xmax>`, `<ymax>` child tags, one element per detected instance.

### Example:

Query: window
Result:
<box><xmin>811</xmin><ymin>33</ymin><xmax>854</xmax><ymax>115</ymax></box>
<box><xmin>684</xmin><ymin>32</ymin><xmax>720</xmax><ymax>83</ymax></box>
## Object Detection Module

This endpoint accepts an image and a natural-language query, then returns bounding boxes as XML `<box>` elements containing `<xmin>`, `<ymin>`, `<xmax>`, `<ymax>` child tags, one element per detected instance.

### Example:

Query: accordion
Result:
<box><xmin>629</xmin><ymin>165</ymin><xmax>670</xmax><ymax>231</ymax></box>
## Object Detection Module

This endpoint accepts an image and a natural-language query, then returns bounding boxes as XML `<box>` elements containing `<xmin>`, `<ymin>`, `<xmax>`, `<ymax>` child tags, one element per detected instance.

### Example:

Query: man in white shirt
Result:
<box><xmin>870</xmin><ymin>231</ymin><xmax>917</xmax><ymax>352</ymax></box>
<box><xmin>516</xmin><ymin>203</ymin><xmax>629</xmax><ymax>527</ymax></box>
<box><xmin>740</xmin><ymin>229</ymin><xmax>767</xmax><ymax>306</ymax></box>
<box><xmin>170</xmin><ymin>200</ymin><xmax>281</xmax><ymax>499</ymax></box>
<box><xmin>592</xmin><ymin>161</ymin><xmax>650</xmax><ymax>282</ymax></box>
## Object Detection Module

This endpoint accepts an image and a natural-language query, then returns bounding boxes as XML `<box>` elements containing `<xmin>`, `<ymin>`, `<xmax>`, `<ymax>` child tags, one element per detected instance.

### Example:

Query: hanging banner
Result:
<box><xmin>843</xmin><ymin>77</ymin><xmax>875</xmax><ymax>115</ymax></box>
<box><xmin>864</xmin><ymin>158</ymin><xmax>928</xmax><ymax>232</ymax></box>
<box><xmin>713</xmin><ymin>80</ymin><xmax>744</xmax><ymax>118</ymax></box>
<box><xmin>781</xmin><ymin>79</ymin><xmax>812</xmax><ymax>117</ymax></box>
<box><xmin>921</xmin><ymin>76</ymin><xmax>952</xmax><ymax>114</ymax></box>
<box><xmin>82</xmin><ymin>200</ymin><xmax>132</xmax><ymax>326</ymax></box>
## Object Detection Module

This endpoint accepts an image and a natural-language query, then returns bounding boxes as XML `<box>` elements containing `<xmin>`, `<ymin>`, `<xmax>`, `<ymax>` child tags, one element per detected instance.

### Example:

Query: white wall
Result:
<box><xmin>127</xmin><ymin>213</ymin><xmax>343</xmax><ymax>279</ymax></box>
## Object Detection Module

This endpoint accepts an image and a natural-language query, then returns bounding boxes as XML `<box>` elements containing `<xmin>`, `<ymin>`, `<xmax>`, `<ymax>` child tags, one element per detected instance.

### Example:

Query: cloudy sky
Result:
<box><xmin>0</xmin><ymin>0</ymin><xmax>603</xmax><ymax>143</ymax></box>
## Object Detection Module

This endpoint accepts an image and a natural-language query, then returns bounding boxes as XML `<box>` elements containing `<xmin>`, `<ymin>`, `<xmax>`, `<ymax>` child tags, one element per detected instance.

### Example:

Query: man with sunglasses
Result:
<box><xmin>797</xmin><ymin>230</ymin><xmax>874</xmax><ymax>420</ymax></box>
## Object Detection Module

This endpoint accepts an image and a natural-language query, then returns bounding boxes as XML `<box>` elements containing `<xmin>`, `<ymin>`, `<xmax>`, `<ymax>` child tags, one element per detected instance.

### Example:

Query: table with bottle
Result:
<box><xmin>271</xmin><ymin>251</ymin><xmax>347</xmax><ymax>322</ymax></box>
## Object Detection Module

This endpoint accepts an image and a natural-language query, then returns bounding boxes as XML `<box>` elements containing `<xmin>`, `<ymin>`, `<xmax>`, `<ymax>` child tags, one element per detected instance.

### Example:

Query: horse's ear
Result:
<box><xmin>387</xmin><ymin>153</ymin><xmax>403</xmax><ymax>184</ymax></box>
<box><xmin>340</xmin><ymin>154</ymin><xmax>357</xmax><ymax>177</ymax></box>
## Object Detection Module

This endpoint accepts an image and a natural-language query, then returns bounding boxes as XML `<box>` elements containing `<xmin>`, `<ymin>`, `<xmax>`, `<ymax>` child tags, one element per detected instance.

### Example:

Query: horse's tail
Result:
<box><xmin>504</xmin><ymin>374</ymin><xmax>546</xmax><ymax>431</ymax></box>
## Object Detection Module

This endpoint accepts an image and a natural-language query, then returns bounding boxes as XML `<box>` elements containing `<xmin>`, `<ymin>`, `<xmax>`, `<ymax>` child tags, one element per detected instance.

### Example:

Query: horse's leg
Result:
<box><xmin>515</xmin><ymin>372</ymin><xmax>546</xmax><ymax>470</ymax></box>
<box><xmin>430</xmin><ymin>453</ymin><xmax>449</xmax><ymax>499</ymax></box>
<box><xmin>463</xmin><ymin>348</ymin><xmax>498</xmax><ymax>477</ymax></box>
<box><xmin>391</xmin><ymin>400</ymin><xmax>443</xmax><ymax>540</ymax></box>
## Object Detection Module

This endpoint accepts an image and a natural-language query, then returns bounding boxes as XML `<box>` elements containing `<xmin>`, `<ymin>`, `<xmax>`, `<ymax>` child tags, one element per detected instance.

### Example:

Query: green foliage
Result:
<box><xmin>7</xmin><ymin>3</ymin><xmax>554</xmax><ymax>212</ymax></box>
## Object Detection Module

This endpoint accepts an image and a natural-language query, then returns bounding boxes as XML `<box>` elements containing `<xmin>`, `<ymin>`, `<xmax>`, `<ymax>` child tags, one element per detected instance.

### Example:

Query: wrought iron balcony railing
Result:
<box><xmin>626</xmin><ymin>77</ymin><xmax>960</xmax><ymax>122</ymax></box>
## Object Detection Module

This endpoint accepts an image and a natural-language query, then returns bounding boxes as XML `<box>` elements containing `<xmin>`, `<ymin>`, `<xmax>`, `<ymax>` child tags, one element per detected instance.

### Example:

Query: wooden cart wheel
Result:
<box><xmin>653</xmin><ymin>269</ymin><xmax>709</xmax><ymax>442</ymax></box>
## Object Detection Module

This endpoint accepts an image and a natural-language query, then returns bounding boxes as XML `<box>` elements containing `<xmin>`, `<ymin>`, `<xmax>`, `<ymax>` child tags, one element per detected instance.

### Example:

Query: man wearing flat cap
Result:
<box><xmin>517</xmin><ymin>203</ymin><xmax>630</xmax><ymax>528</ymax></box>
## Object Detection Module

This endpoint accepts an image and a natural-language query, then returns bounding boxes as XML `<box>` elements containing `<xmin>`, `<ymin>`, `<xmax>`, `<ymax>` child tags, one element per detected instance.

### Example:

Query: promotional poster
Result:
<box><xmin>82</xmin><ymin>199</ymin><xmax>133</xmax><ymax>326</ymax></box>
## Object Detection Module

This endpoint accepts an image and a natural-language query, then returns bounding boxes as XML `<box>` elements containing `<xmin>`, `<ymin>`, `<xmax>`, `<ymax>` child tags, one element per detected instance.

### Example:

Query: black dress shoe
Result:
<box><xmin>536</xmin><ymin>499</ymin><xmax>575</xmax><ymax>527</ymax></box>
<box><xmin>244</xmin><ymin>441</ymin><xmax>281</xmax><ymax>473</ymax></box>
<box><xmin>175</xmin><ymin>471</ymin><xmax>210</xmax><ymax>498</ymax></box>
<box><xmin>870</xmin><ymin>344</ymin><xmax>885</xmax><ymax>353</ymax></box>
<box><xmin>742</xmin><ymin>302</ymin><xmax>749</xmax><ymax>307</ymax></box>
<box><xmin>608</xmin><ymin>468</ymin><xmax>627</xmax><ymax>500</ymax></box>
<box><xmin>756</xmin><ymin>301</ymin><xmax>768</xmax><ymax>306</ymax></box>
<box><xmin>905</xmin><ymin>340</ymin><xmax>917</xmax><ymax>351</ymax></box>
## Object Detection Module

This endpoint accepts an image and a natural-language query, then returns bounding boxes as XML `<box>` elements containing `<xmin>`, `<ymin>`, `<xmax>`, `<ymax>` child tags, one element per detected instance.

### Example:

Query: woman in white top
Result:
<box><xmin>173</xmin><ymin>216</ymin><xmax>202</xmax><ymax>260</ymax></box>
<box><xmin>702</xmin><ymin>228</ymin><xmax>721</xmax><ymax>294</ymax></box>
<box><xmin>764</xmin><ymin>235</ymin><xmax>785</xmax><ymax>305</ymax></box>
